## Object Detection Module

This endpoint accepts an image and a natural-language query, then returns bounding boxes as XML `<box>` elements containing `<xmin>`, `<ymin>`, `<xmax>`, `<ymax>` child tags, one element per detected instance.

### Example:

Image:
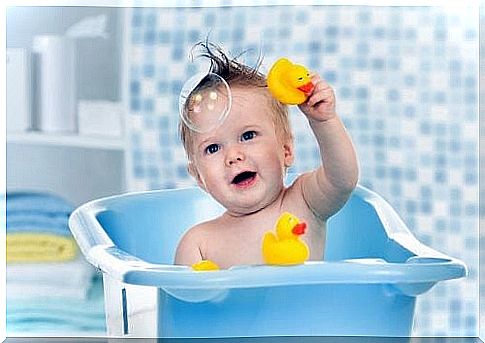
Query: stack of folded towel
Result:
<box><xmin>5</xmin><ymin>192</ymin><xmax>106</xmax><ymax>335</ymax></box>
<box><xmin>6</xmin><ymin>192</ymin><xmax>78</xmax><ymax>263</ymax></box>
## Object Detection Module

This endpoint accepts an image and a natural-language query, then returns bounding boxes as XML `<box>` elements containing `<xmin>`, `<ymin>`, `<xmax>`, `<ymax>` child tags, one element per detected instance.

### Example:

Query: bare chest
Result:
<box><xmin>203</xmin><ymin>207</ymin><xmax>326</xmax><ymax>269</ymax></box>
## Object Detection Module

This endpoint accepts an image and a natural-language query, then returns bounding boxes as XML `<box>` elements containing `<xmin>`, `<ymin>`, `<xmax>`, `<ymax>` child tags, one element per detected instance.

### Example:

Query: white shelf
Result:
<box><xmin>7</xmin><ymin>132</ymin><xmax>125</xmax><ymax>151</ymax></box>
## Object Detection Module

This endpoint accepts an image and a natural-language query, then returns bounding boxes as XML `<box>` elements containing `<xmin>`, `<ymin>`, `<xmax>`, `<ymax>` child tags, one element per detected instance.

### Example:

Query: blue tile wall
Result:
<box><xmin>126</xmin><ymin>5</ymin><xmax>478</xmax><ymax>336</ymax></box>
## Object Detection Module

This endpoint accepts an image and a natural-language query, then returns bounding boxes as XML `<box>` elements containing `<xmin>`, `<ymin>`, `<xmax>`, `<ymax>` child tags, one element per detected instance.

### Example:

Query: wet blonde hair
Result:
<box><xmin>179</xmin><ymin>42</ymin><xmax>293</xmax><ymax>161</ymax></box>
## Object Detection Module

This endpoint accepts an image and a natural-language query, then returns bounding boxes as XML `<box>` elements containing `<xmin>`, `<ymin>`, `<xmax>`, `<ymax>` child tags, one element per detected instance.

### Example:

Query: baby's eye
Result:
<box><xmin>241</xmin><ymin>130</ymin><xmax>256</xmax><ymax>141</ymax></box>
<box><xmin>205</xmin><ymin>144</ymin><xmax>220</xmax><ymax>155</ymax></box>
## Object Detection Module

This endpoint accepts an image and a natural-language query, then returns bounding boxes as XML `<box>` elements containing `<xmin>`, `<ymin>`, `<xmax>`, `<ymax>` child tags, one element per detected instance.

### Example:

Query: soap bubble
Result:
<box><xmin>179</xmin><ymin>73</ymin><xmax>232</xmax><ymax>133</ymax></box>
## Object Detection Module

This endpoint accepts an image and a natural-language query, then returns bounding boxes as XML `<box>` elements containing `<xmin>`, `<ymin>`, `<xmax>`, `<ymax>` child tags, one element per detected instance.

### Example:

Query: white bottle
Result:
<box><xmin>32</xmin><ymin>35</ymin><xmax>77</xmax><ymax>133</ymax></box>
<box><xmin>6</xmin><ymin>48</ymin><xmax>31</xmax><ymax>133</ymax></box>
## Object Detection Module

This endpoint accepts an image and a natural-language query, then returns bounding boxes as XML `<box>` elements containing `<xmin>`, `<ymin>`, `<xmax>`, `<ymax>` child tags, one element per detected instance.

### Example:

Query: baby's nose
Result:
<box><xmin>225</xmin><ymin>147</ymin><xmax>245</xmax><ymax>166</ymax></box>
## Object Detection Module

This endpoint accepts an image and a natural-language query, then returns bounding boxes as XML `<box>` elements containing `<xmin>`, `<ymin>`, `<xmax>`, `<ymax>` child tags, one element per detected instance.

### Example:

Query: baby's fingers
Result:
<box><xmin>307</xmin><ymin>93</ymin><xmax>325</xmax><ymax>108</ymax></box>
<box><xmin>307</xmin><ymin>87</ymin><xmax>334</xmax><ymax>108</ymax></box>
<box><xmin>313</xmin><ymin>76</ymin><xmax>333</xmax><ymax>91</ymax></box>
<box><xmin>309</xmin><ymin>72</ymin><xmax>320</xmax><ymax>82</ymax></box>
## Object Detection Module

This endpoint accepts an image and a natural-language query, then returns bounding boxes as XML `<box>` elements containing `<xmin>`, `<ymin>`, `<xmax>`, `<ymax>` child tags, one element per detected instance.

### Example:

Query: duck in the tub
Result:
<box><xmin>262</xmin><ymin>212</ymin><xmax>310</xmax><ymax>266</ymax></box>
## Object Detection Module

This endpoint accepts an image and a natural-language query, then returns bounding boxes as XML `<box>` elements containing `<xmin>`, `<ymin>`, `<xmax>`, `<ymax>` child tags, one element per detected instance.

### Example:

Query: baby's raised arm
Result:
<box><xmin>298</xmin><ymin>75</ymin><xmax>359</xmax><ymax>220</ymax></box>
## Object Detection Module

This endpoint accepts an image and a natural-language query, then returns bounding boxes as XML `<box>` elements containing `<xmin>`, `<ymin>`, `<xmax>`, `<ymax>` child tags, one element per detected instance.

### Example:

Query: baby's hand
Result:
<box><xmin>298</xmin><ymin>75</ymin><xmax>336</xmax><ymax>122</ymax></box>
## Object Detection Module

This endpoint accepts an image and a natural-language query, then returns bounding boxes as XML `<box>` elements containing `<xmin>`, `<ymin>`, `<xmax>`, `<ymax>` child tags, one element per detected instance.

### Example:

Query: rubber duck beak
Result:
<box><xmin>292</xmin><ymin>222</ymin><xmax>307</xmax><ymax>236</ymax></box>
<box><xmin>297</xmin><ymin>82</ymin><xmax>314</xmax><ymax>95</ymax></box>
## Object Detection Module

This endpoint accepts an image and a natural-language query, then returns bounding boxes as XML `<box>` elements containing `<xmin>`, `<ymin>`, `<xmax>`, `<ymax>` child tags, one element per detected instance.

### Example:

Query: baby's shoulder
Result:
<box><xmin>184</xmin><ymin>220</ymin><xmax>211</xmax><ymax>234</ymax></box>
<box><xmin>181</xmin><ymin>217</ymin><xmax>223</xmax><ymax>240</ymax></box>
<box><xmin>283</xmin><ymin>171</ymin><xmax>312</xmax><ymax>199</ymax></box>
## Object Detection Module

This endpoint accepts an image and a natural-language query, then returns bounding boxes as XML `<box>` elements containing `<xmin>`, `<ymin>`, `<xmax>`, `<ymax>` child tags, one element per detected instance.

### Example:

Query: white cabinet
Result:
<box><xmin>7</xmin><ymin>7</ymin><xmax>127</xmax><ymax>207</ymax></box>
<box><xmin>7</xmin><ymin>132</ymin><xmax>127</xmax><ymax>206</ymax></box>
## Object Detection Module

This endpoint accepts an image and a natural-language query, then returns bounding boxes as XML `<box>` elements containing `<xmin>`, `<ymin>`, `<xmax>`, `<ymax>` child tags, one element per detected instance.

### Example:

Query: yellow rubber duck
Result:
<box><xmin>267</xmin><ymin>58</ymin><xmax>315</xmax><ymax>105</ymax></box>
<box><xmin>192</xmin><ymin>259</ymin><xmax>220</xmax><ymax>271</ymax></box>
<box><xmin>262</xmin><ymin>212</ymin><xmax>310</xmax><ymax>266</ymax></box>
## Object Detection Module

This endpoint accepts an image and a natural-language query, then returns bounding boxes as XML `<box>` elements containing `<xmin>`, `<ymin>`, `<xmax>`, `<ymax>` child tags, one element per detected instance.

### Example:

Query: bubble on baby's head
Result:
<box><xmin>179</xmin><ymin>72</ymin><xmax>232</xmax><ymax>133</ymax></box>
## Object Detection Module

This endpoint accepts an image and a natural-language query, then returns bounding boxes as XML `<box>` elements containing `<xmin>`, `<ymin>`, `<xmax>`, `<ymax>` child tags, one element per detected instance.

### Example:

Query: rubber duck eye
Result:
<box><xmin>298</xmin><ymin>77</ymin><xmax>303</xmax><ymax>81</ymax></box>
<box><xmin>205</xmin><ymin>144</ymin><xmax>220</xmax><ymax>155</ymax></box>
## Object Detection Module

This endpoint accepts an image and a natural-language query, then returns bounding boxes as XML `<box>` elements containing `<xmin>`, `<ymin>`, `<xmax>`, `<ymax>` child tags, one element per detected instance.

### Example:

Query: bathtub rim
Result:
<box><xmin>68</xmin><ymin>184</ymin><xmax>467</xmax><ymax>291</ymax></box>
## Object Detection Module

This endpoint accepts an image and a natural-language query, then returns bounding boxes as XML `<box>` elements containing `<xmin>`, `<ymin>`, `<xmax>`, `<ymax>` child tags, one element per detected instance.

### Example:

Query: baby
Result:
<box><xmin>175</xmin><ymin>43</ymin><xmax>359</xmax><ymax>269</ymax></box>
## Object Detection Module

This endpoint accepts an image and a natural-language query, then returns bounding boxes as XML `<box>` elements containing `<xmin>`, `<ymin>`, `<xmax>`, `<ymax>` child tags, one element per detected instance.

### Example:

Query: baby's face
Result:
<box><xmin>189</xmin><ymin>87</ymin><xmax>293</xmax><ymax>216</ymax></box>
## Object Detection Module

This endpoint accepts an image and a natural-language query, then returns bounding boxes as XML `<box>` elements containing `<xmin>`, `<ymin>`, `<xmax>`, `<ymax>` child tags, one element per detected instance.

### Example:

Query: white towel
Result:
<box><xmin>7</xmin><ymin>283</ymin><xmax>92</xmax><ymax>300</ymax></box>
<box><xmin>7</xmin><ymin>256</ymin><xmax>95</xmax><ymax>285</ymax></box>
<box><xmin>7</xmin><ymin>256</ymin><xmax>97</xmax><ymax>299</ymax></box>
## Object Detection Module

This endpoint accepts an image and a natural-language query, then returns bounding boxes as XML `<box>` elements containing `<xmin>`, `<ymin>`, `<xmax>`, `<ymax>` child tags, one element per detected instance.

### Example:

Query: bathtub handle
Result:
<box><xmin>69</xmin><ymin>202</ymin><xmax>114</xmax><ymax>264</ymax></box>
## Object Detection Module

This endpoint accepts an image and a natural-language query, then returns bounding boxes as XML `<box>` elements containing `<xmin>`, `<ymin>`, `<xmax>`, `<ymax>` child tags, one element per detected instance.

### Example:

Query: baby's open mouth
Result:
<box><xmin>231</xmin><ymin>171</ymin><xmax>257</xmax><ymax>186</ymax></box>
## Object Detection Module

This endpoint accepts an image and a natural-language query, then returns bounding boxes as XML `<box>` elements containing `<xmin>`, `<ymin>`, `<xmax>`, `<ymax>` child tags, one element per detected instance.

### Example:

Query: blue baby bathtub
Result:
<box><xmin>68</xmin><ymin>184</ymin><xmax>466</xmax><ymax>338</ymax></box>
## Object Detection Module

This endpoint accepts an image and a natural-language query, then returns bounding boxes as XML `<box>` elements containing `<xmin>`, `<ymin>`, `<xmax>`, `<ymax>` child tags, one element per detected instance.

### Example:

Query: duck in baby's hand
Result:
<box><xmin>267</xmin><ymin>58</ymin><xmax>315</xmax><ymax>105</ymax></box>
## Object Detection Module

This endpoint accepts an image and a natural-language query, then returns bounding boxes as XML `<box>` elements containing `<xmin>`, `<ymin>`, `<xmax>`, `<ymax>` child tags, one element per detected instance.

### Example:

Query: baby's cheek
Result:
<box><xmin>265</xmin><ymin>145</ymin><xmax>287</xmax><ymax>165</ymax></box>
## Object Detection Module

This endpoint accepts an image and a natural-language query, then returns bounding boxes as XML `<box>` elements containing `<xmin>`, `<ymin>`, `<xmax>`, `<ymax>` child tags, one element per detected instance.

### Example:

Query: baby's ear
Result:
<box><xmin>283</xmin><ymin>141</ymin><xmax>295</xmax><ymax>167</ymax></box>
<box><xmin>187</xmin><ymin>161</ymin><xmax>207</xmax><ymax>191</ymax></box>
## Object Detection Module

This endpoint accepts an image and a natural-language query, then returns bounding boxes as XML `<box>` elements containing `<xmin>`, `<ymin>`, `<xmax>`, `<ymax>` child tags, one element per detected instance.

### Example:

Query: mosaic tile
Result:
<box><xmin>126</xmin><ymin>5</ymin><xmax>478</xmax><ymax>336</ymax></box>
